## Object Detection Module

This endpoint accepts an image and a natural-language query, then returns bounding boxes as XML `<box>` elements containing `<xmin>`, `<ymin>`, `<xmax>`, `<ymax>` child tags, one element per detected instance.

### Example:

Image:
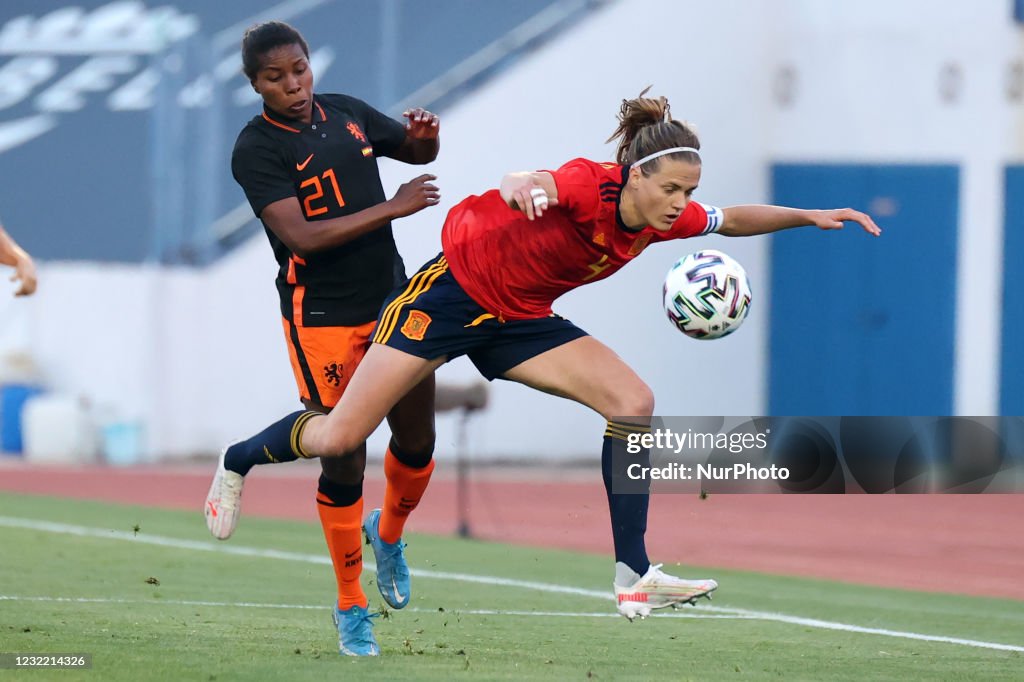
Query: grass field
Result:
<box><xmin>0</xmin><ymin>492</ymin><xmax>1021</xmax><ymax>681</ymax></box>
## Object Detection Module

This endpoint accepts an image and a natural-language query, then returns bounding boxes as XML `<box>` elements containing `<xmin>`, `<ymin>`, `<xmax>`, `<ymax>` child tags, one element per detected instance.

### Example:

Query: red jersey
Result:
<box><xmin>441</xmin><ymin>157</ymin><xmax>723</xmax><ymax>320</ymax></box>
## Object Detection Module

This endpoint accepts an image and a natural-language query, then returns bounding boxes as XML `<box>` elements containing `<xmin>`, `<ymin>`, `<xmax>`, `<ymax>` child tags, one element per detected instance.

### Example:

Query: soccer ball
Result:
<box><xmin>663</xmin><ymin>250</ymin><xmax>752</xmax><ymax>339</ymax></box>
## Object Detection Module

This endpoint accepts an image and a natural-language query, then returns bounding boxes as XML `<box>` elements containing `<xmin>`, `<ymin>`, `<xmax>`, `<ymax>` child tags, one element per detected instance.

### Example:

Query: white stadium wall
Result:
<box><xmin>0</xmin><ymin>0</ymin><xmax>1020</xmax><ymax>460</ymax></box>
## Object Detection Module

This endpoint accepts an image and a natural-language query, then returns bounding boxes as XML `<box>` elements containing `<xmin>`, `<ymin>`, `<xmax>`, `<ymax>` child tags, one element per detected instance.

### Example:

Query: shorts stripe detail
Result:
<box><xmin>373</xmin><ymin>257</ymin><xmax>446</xmax><ymax>343</ymax></box>
<box><xmin>374</xmin><ymin>257</ymin><xmax>448</xmax><ymax>344</ymax></box>
<box><xmin>291</xmin><ymin>411</ymin><xmax>320</xmax><ymax>459</ymax></box>
<box><xmin>464</xmin><ymin>313</ymin><xmax>496</xmax><ymax>328</ymax></box>
<box><xmin>376</xmin><ymin>260</ymin><xmax>448</xmax><ymax>343</ymax></box>
<box><xmin>285</xmin><ymin>318</ymin><xmax>321</xmax><ymax>406</ymax></box>
<box><xmin>287</xmin><ymin>256</ymin><xmax>305</xmax><ymax>328</ymax></box>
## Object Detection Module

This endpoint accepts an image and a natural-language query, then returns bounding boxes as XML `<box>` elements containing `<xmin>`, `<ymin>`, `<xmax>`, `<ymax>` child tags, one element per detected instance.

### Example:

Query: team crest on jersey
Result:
<box><xmin>628</xmin><ymin>234</ymin><xmax>652</xmax><ymax>256</ymax></box>
<box><xmin>401</xmin><ymin>311</ymin><xmax>432</xmax><ymax>341</ymax></box>
<box><xmin>323</xmin><ymin>361</ymin><xmax>344</xmax><ymax>387</ymax></box>
<box><xmin>346</xmin><ymin>121</ymin><xmax>368</xmax><ymax>143</ymax></box>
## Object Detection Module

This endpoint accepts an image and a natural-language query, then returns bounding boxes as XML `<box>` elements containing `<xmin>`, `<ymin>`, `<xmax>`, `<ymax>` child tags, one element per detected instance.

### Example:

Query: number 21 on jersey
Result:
<box><xmin>300</xmin><ymin>168</ymin><xmax>345</xmax><ymax>217</ymax></box>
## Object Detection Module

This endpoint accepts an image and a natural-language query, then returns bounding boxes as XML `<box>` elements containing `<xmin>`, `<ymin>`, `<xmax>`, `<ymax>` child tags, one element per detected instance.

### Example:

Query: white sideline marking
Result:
<box><xmin>1</xmin><ymin>515</ymin><xmax>1022</xmax><ymax>653</ymax></box>
<box><xmin>0</xmin><ymin>595</ymin><xmax>747</xmax><ymax>620</ymax></box>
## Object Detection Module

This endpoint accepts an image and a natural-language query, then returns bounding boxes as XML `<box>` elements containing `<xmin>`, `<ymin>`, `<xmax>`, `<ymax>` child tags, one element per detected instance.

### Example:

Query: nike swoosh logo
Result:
<box><xmin>206</xmin><ymin>501</ymin><xmax>218</xmax><ymax>517</ymax></box>
<box><xmin>391</xmin><ymin>576</ymin><xmax>405</xmax><ymax>602</ymax></box>
<box><xmin>344</xmin><ymin>549</ymin><xmax>360</xmax><ymax>559</ymax></box>
<box><xmin>296</xmin><ymin>153</ymin><xmax>314</xmax><ymax>171</ymax></box>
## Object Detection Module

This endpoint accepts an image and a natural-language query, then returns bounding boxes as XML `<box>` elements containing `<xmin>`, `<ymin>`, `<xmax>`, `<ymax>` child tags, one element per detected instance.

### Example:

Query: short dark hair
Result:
<box><xmin>241</xmin><ymin>21</ymin><xmax>310</xmax><ymax>81</ymax></box>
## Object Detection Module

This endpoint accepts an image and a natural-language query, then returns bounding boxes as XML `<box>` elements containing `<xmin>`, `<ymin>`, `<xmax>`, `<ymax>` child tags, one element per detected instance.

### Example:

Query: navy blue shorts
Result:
<box><xmin>371</xmin><ymin>253</ymin><xmax>588</xmax><ymax>380</ymax></box>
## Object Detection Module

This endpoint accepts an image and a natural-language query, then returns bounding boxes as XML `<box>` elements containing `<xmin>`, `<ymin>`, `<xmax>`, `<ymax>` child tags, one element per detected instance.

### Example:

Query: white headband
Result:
<box><xmin>630</xmin><ymin>146</ymin><xmax>701</xmax><ymax>169</ymax></box>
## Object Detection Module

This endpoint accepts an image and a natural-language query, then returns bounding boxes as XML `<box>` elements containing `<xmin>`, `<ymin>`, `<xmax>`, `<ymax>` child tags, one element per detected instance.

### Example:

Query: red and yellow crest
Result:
<box><xmin>346</xmin><ymin>121</ymin><xmax>367</xmax><ymax>143</ymax></box>
<box><xmin>400</xmin><ymin>310</ymin><xmax>433</xmax><ymax>341</ymax></box>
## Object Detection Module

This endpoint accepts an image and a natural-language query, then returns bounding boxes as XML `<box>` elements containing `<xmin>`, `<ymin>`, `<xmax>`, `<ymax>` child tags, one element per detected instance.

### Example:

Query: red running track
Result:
<box><xmin>1</xmin><ymin>459</ymin><xmax>1022</xmax><ymax>601</ymax></box>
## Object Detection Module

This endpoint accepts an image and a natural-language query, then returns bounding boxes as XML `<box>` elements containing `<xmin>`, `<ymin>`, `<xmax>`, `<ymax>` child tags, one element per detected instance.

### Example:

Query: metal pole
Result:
<box><xmin>379</xmin><ymin>0</ymin><xmax>398</xmax><ymax>109</ymax></box>
<box><xmin>455</xmin><ymin>408</ymin><xmax>472</xmax><ymax>538</ymax></box>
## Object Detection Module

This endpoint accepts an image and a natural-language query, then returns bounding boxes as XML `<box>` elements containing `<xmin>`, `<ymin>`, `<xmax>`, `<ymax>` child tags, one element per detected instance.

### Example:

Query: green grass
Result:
<box><xmin>0</xmin><ymin>492</ymin><xmax>1021</xmax><ymax>681</ymax></box>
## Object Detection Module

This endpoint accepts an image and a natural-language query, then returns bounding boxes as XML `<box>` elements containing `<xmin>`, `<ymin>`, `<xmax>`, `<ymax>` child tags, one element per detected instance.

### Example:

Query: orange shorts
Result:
<box><xmin>281</xmin><ymin>318</ymin><xmax>376</xmax><ymax>409</ymax></box>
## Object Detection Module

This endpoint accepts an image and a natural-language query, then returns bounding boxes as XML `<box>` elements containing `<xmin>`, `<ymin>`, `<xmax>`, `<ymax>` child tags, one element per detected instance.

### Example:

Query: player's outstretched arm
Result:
<box><xmin>500</xmin><ymin>171</ymin><xmax>559</xmax><ymax>221</ymax></box>
<box><xmin>260</xmin><ymin>173</ymin><xmax>440</xmax><ymax>257</ymax></box>
<box><xmin>717</xmin><ymin>205</ymin><xmax>882</xmax><ymax>237</ymax></box>
<box><xmin>0</xmin><ymin>225</ymin><xmax>37</xmax><ymax>297</ymax></box>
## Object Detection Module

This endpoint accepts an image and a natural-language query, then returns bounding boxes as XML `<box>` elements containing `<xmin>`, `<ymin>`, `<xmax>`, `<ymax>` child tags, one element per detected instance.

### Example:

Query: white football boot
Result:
<box><xmin>614</xmin><ymin>562</ymin><xmax>718</xmax><ymax>620</ymax></box>
<box><xmin>204</xmin><ymin>446</ymin><xmax>245</xmax><ymax>540</ymax></box>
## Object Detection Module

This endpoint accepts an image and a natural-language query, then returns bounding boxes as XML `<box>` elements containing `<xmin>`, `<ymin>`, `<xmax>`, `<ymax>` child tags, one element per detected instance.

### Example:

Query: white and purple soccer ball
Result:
<box><xmin>663</xmin><ymin>250</ymin><xmax>752</xmax><ymax>340</ymax></box>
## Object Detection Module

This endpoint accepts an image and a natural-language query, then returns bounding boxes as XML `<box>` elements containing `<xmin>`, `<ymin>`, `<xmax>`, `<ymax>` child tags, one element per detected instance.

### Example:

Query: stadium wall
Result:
<box><xmin>0</xmin><ymin>0</ymin><xmax>1020</xmax><ymax>460</ymax></box>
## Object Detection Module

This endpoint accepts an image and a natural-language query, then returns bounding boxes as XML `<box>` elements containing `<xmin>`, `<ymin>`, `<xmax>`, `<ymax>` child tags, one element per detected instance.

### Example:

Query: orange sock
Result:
<box><xmin>317</xmin><ymin>493</ymin><xmax>367</xmax><ymax>610</ymax></box>
<box><xmin>379</xmin><ymin>449</ymin><xmax>435</xmax><ymax>544</ymax></box>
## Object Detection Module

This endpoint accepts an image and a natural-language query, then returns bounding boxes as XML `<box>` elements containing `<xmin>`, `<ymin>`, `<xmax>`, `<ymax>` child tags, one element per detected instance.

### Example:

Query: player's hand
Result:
<box><xmin>403</xmin><ymin>108</ymin><xmax>440</xmax><ymax>140</ymax></box>
<box><xmin>389</xmin><ymin>174</ymin><xmax>440</xmax><ymax>218</ymax></box>
<box><xmin>509</xmin><ymin>180</ymin><xmax>559</xmax><ymax>221</ymax></box>
<box><xmin>11</xmin><ymin>255</ymin><xmax>36</xmax><ymax>296</ymax></box>
<box><xmin>813</xmin><ymin>208</ymin><xmax>882</xmax><ymax>236</ymax></box>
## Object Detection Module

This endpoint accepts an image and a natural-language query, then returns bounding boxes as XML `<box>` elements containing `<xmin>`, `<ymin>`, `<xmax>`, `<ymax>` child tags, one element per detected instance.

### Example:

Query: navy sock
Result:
<box><xmin>602</xmin><ymin>421</ymin><xmax>652</xmax><ymax>576</ymax></box>
<box><xmin>224</xmin><ymin>410</ymin><xmax>319</xmax><ymax>476</ymax></box>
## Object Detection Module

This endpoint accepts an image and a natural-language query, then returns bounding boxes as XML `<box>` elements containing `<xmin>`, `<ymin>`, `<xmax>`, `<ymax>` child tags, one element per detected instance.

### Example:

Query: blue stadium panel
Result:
<box><xmin>769</xmin><ymin>164</ymin><xmax>958</xmax><ymax>416</ymax></box>
<box><xmin>1001</xmin><ymin>166</ymin><xmax>1024</xmax><ymax>415</ymax></box>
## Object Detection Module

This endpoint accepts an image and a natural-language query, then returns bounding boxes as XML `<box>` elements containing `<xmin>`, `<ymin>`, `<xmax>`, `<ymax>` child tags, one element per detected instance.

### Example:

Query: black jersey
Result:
<box><xmin>231</xmin><ymin>93</ymin><xmax>408</xmax><ymax>327</ymax></box>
